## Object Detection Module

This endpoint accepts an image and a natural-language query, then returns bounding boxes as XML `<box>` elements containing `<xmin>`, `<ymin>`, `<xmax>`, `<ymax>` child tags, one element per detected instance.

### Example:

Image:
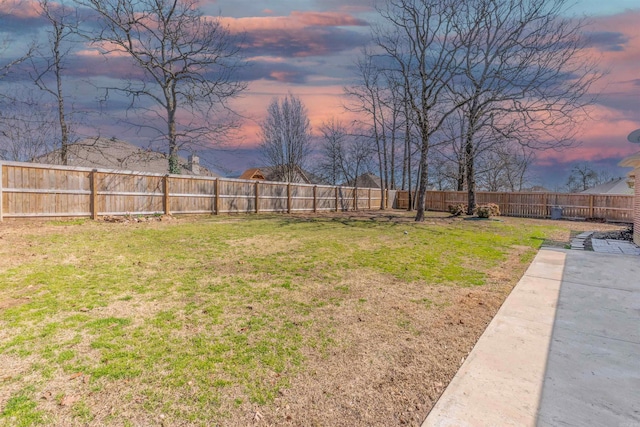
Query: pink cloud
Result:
<box><xmin>538</xmin><ymin>10</ymin><xmax>640</xmax><ymax>166</ymax></box>
<box><xmin>221</xmin><ymin>10</ymin><xmax>367</xmax><ymax>33</ymax></box>
<box><xmin>584</xmin><ymin>11</ymin><xmax>640</xmax><ymax>99</ymax></box>
<box><xmin>0</xmin><ymin>0</ymin><xmax>41</xmax><ymax>19</ymax></box>
<box><xmin>269</xmin><ymin>71</ymin><xmax>299</xmax><ymax>83</ymax></box>
<box><xmin>221</xmin><ymin>80</ymin><xmax>360</xmax><ymax>149</ymax></box>
<box><xmin>290</xmin><ymin>11</ymin><xmax>368</xmax><ymax>27</ymax></box>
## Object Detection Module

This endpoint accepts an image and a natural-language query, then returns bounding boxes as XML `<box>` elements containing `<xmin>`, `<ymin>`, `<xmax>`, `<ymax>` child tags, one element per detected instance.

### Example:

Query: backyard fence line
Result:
<box><xmin>395</xmin><ymin>190</ymin><xmax>634</xmax><ymax>223</ymax></box>
<box><xmin>0</xmin><ymin>161</ymin><xmax>386</xmax><ymax>220</ymax></box>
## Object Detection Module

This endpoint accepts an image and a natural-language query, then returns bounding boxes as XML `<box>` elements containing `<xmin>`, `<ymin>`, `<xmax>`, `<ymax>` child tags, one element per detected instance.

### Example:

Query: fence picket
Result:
<box><xmin>395</xmin><ymin>190</ymin><xmax>633</xmax><ymax>223</ymax></box>
<box><xmin>1</xmin><ymin>160</ymin><xmax>633</xmax><ymax>223</ymax></box>
<box><xmin>0</xmin><ymin>161</ymin><xmax>384</xmax><ymax>219</ymax></box>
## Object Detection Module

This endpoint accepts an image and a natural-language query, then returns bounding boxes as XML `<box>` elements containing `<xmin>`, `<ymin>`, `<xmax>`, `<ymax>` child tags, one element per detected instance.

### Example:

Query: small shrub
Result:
<box><xmin>474</xmin><ymin>203</ymin><xmax>500</xmax><ymax>218</ymax></box>
<box><xmin>448</xmin><ymin>204</ymin><xmax>468</xmax><ymax>216</ymax></box>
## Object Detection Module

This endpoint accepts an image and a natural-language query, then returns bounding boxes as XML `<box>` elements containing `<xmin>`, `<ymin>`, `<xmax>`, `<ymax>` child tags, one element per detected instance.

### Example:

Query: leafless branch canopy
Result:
<box><xmin>259</xmin><ymin>94</ymin><xmax>312</xmax><ymax>183</ymax></box>
<box><xmin>0</xmin><ymin>90</ymin><xmax>57</xmax><ymax>161</ymax></box>
<box><xmin>81</xmin><ymin>0</ymin><xmax>247</xmax><ymax>173</ymax></box>
<box><xmin>350</xmin><ymin>0</ymin><xmax>601</xmax><ymax>218</ymax></box>
<box><xmin>315</xmin><ymin>119</ymin><xmax>373</xmax><ymax>186</ymax></box>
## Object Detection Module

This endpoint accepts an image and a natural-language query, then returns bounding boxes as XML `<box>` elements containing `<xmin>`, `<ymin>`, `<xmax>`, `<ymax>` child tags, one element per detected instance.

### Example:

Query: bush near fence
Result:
<box><xmin>0</xmin><ymin>161</ymin><xmax>385</xmax><ymax>220</ymax></box>
<box><xmin>396</xmin><ymin>190</ymin><xmax>633</xmax><ymax>223</ymax></box>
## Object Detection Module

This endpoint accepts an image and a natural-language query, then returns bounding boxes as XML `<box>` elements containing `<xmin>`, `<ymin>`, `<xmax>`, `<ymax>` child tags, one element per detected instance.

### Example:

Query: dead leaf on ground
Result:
<box><xmin>59</xmin><ymin>394</ymin><xmax>79</xmax><ymax>406</ymax></box>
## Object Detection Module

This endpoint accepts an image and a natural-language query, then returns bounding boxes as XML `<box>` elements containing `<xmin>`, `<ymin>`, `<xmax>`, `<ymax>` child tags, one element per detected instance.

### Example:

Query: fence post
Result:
<box><xmin>335</xmin><ymin>187</ymin><xmax>339</xmax><ymax>212</ymax></box>
<box><xmin>368</xmin><ymin>188</ymin><xmax>372</xmax><ymax>210</ymax></box>
<box><xmin>589</xmin><ymin>195</ymin><xmax>594</xmax><ymax>218</ymax></box>
<box><xmin>287</xmin><ymin>183</ymin><xmax>292</xmax><ymax>213</ymax></box>
<box><xmin>214</xmin><ymin>179</ymin><xmax>220</xmax><ymax>215</ymax></box>
<box><xmin>163</xmin><ymin>175</ymin><xmax>170</xmax><ymax>215</ymax></box>
<box><xmin>90</xmin><ymin>169</ymin><xmax>98</xmax><ymax>220</ymax></box>
<box><xmin>0</xmin><ymin>163</ymin><xmax>4</xmax><ymax>222</ymax></box>
<box><xmin>353</xmin><ymin>187</ymin><xmax>357</xmax><ymax>211</ymax></box>
<box><xmin>313</xmin><ymin>185</ymin><xmax>317</xmax><ymax>213</ymax></box>
<box><xmin>255</xmin><ymin>181</ymin><xmax>260</xmax><ymax>214</ymax></box>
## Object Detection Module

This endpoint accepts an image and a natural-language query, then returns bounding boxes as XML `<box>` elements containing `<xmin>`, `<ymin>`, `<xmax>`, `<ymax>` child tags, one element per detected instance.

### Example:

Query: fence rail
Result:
<box><xmin>0</xmin><ymin>161</ymin><xmax>384</xmax><ymax>220</ymax></box>
<box><xmin>396</xmin><ymin>190</ymin><xmax>634</xmax><ymax>222</ymax></box>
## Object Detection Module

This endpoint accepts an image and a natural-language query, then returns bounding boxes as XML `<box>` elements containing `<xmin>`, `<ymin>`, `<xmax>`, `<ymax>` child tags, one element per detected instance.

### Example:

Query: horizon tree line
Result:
<box><xmin>1</xmin><ymin>0</ymin><xmax>602</xmax><ymax>210</ymax></box>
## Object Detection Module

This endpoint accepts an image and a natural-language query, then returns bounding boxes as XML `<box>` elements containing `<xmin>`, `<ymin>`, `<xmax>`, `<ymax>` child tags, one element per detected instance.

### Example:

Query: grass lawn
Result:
<box><xmin>0</xmin><ymin>211</ymin><xmax>622</xmax><ymax>426</ymax></box>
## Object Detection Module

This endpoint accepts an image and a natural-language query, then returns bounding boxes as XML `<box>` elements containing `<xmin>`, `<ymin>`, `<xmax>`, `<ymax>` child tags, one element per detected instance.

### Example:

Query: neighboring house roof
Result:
<box><xmin>581</xmin><ymin>177</ymin><xmax>633</xmax><ymax>195</ymax></box>
<box><xmin>239</xmin><ymin>168</ymin><xmax>266</xmax><ymax>180</ymax></box>
<box><xmin>521</xmin><ymin>185</ymin><xmax>552</xmax><ymax>193</ymax></box>
<box><xmin>347</xmin><ymin>172</ymin><xmax>382</xmax><ymax>188</ymax></box>
<box><xmin>32</xmin><ymin>138</ymin><xmax>218</xmax><ymax>177</ymax></box>
<box><xmin>239</xmin><ymin>166</ymin><xmax>327</xmax><ymax>185</ymax></box>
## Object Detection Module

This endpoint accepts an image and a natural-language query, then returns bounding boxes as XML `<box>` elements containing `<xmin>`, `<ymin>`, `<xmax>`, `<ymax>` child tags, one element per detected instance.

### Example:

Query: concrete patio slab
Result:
<box><xmin>422</xmin><ymin>249</ymin><xmax>566</xmax><ymax>427</ymax></box>
<box><xmin>591</xmin><ymin>238</ymin><xmax>640</xmax><ymax>255</ymax></box>
<box><xmin>422</xmin><ymin>248</ymin><xmax>640</xmax><ymax>427</ymax></box>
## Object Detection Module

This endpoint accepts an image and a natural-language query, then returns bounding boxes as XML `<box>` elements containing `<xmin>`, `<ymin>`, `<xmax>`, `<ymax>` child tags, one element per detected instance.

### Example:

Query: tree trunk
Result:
<box><xmin>407</xmin><ymin>135</ymin><xmax>413</xmax><ymax>212</ymax></box>
<box><xmin>414</xmin><ymin>133</ymin><xmax>429</xmax><ymax>221</ymax></box>
<box><xmin>168</xmin><ymin>107</ymin><xmax>180</xmax><ymax>174</ymax></box>
<box><xmin>456</xmin><ymin>151</ymin><xmax>465</xmax><ymax>191</ymax></box>
<box><xmin>465</xmin><ymin>135</ymin><xmax>475</xmax><ymax>215</ymax></box>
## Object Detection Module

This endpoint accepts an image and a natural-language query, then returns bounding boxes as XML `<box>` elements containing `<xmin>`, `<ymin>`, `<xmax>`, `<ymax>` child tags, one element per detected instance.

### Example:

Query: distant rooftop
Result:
<box><xmin>33</xmin><ymin>138</ymin><xmax>219</xmax><ymax>177</ymax></box>
<box><xmin>581</xmin><ymin>177</ymin><xmax>633</xmax><ymax>195</ymax></box>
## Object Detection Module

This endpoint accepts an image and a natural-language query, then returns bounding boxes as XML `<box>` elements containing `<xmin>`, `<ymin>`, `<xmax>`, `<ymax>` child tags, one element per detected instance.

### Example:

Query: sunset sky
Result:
<box><xmin>0</xmin><ymin>0</ymin><xmax>639</xmax><ymax>187</ymax></box>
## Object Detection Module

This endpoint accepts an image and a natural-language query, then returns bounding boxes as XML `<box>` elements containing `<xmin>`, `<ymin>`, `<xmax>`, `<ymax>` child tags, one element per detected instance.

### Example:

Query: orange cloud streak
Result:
<box><xmin>220</xmin><ymin>10</ymin><xmax>366</xmax><ymax>33</ymax></box>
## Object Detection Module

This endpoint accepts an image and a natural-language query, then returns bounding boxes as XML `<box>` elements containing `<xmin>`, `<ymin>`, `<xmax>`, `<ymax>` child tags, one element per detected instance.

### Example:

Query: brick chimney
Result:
<box><xmin>188</xmin><ymin>154</ymin><xmax>200</xmax><ymax>175</ymax></box>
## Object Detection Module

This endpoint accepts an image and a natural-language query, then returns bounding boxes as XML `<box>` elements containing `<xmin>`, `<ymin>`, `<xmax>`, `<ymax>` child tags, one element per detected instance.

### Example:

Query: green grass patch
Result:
<box><xmin>0</xmin><ymin>213</ymin><xmax>559</xmax><ymax>425</ymax></box>
<box><xmin>1</xmin><ymin>387</ymin><xmax>45</xmax><ymax>426</ymax></box>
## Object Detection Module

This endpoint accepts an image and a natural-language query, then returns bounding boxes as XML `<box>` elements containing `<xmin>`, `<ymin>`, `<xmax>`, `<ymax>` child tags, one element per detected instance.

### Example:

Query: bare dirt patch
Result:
<box><xmin>0</xmin><ymin>298</ymin><xmax>29</xmax><ymax>311</ymax></box>
<box><xmin>0</xmin><ymin>212</ymin><xmax>630</xmax><ymax>426</ymax></box>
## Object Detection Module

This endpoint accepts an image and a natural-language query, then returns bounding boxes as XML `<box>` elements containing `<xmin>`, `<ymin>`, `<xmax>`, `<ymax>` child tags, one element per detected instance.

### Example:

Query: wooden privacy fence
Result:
<box><xmin>396</xmin><ymin>190</ymin><xmax>634</xmax><ymax>223</ymax></box>
<box><xmin>0</xmin><ymin>161</ymin><xmax>384</xmax><ymax>220</ymax></box>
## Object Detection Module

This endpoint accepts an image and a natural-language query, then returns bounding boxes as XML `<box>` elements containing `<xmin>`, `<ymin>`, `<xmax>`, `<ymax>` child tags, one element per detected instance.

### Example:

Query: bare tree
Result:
<box><xmin>435</xmin><ymin>109</ymin><xmax>469</xmax><ymax>191</ymax></box>
<box><xmin>372</xmin><ymin>0</ymin><xmax>469</xmax><ymax>221</ymax></box>
<box><xmin>29</xmin><ymin>0</ymin><xmax>79</xmax><ymax>165</ymax></box>
<box><xmin>0</xmin><ymin>3</ymin><xmax>35</xmax><ymax>81</ymax></box>
<box><xmin>317</xmin><ymin>118</ymin><xmax>347</xmax><ymax>185</ymax></box>
<box><xmin>81</xmin><ymin>0</ymin><xmax>246</xmax><ymax>173</ymax></box>
<box><xmin>450</xmin><ymin>0</ymin><xmax>601</xmax><ymax>213</ymax></box>
<box><xmin>0</xmin><ymin>90</ymin><xmax>56</xmax><ymax>161</ymax></box>
<box><xmin>499</xmin><ymin>145</ymin><xmax>535</xmax><ymax>192</ymax></box>
<box><xmin>476</xmin><ymin>144</ymin><xmax>535</xmax><ymax>192</ymax></box>
<box><xmin>344</xmin><ymin>52</ymin><xmax>389</xmax><ymax>207</ymax></box>
<box><xmin>428</xmin><ymin>150</ymin><xmax>459</xmax><ymax>191</ymax></box>
<box><xmin>259</xmin><ymin>94</ymin><xmax>312</xmax><ymax>183</ymax></box>
<box><xmin>316</xmin><ymin>119</ymin><xmax>374</xmax><ymax>186</ymax></box>
<box><xmin>345</xmin><ymin>51</ymin><xmax>412</xmax><ymax>208</ymax></box>
<box><xmin>341</xmin><ymin>133</ymin><xmax>374</xmax><ymax>187</ymax></box>
<box><xmin>565</xmin><ymin>162</ymin><xmax>612</xmax><ymax>192</ymax></box>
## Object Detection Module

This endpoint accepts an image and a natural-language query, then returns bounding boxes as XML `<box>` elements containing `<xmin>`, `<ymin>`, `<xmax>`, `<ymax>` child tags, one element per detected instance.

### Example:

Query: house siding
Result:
<box><xmin>635</xmin><ymin>170</ymin><xmax>640</xmax><ymax>246</ymax></box>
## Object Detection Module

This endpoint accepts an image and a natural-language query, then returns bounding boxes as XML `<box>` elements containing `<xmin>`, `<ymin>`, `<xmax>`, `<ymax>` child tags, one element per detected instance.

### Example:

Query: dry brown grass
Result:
<box><xmin>0</xmin><ymin>212</ymin><xmax>626</xmax><ymax>426</ymax></box>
